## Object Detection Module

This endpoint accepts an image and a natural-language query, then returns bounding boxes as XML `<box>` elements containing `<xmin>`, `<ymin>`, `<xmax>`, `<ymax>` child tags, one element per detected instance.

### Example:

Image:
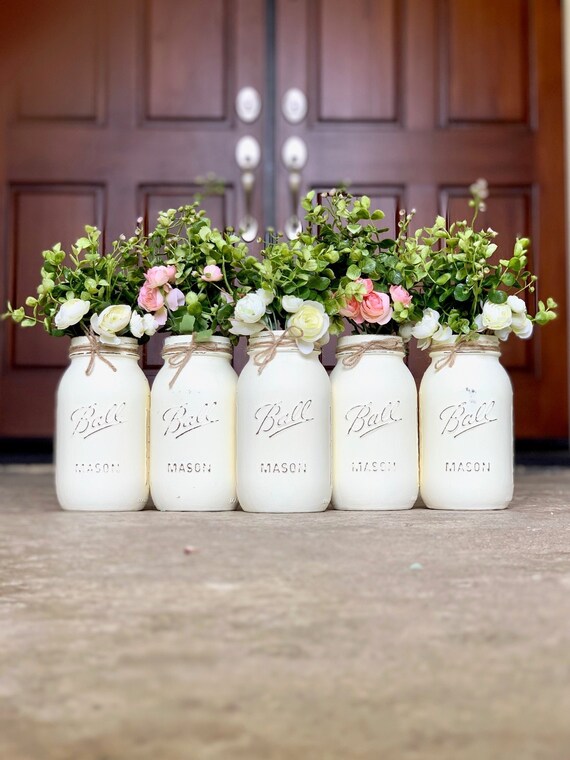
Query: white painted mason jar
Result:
<box><xmin>150</xmin><ymin>335</ymin><xmax>237</xmax><ymax>511</ymax></box>
<box><xmin>419</xmin><ymin>336</ymin><xmax>513</xmax><ymax>510</ymax></box>
<box><xmin>55</xmin><ymin>336</ymin><xmax>150</xmax><ymax>511</ymax></box>
<box><xmin>237</xmin><ymin>331</ymin><xmax>332</xmax><ymax>512</ymax></box>
<box><xmin>331</xmin><ymin>336</ymin><xmax>418</xmax><ymax>510</ymax></box>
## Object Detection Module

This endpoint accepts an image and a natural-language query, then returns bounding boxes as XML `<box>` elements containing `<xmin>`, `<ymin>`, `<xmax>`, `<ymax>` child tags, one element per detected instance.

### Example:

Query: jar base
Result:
<box><xmin>154</xmin><ymin>504</ymin><xmax>237</xmax><ymax>512</ymax></box>
<box><xmin>240</xmin><ymin>503</ymin><xmax>330</xmax><ymax>514</ymax></box>
<box><xmin>59</xmin><ymin>504</ymin><xmax>147</xmax><ymax>512</ymax></box>
<box><xmin>332</xmin><ymin>503</ymin><xmax>414</xmax><ymax>511</ymax></box>
<box><xmin>424</xmin><ymin>502</ymin><xmax>510</xmax><ymax>511</ymax></box>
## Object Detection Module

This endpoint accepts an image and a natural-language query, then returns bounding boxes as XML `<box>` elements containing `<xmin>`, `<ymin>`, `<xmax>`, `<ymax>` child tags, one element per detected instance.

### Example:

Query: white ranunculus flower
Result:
<box><xmin>399</xmin><ymin>322</ymin><xmax>414</xmax><ymax>342</ymax></box>
<box><xmin>507</xmin><ymin>295</ymin><xmax>527</xmax><ymax>314</ymax></box>
<box><xmin>130</xmin><ymin>311</ymin><xmax>158</xmax><ymax>339</ymax></box>
<box><xmin>234</xmin><ymin>291</ymin><xmax>267</xmax><ymax>324</ymax></box>
<box><xmin>91</xmin><ymin>304</ymin><xmax>132</xmax><ymax>345</ymax></box>
<box><xmin>511</xmin><ymin>312</ymin><xmax>533</xmax><ymax>339</ymax></box>
<box><xmin>481</xmin><ymin>300</ymin><xmax>512</xmax><ymax>331</ymax></box>
<box><xmin>229</xmin><ymin>317</ymin><xmax>266</xmax><ymax>336</ymax></box>
<box><xmin>282</xmin><ymin>295</ymin><xmax>303</xmax><ymax>313</ymax></box>
<box><xmin>257</xmin><ymin>288</ymin><xmax>274</xmax><ymax>306</ymax></box>
<box><xmin>411</xmin><ymin>308</ymin><xmax>440</xmax><ymax>340</ymax></box>
<box><xmin>474</xmin><ymin>314</ymin><xmax>485</xmax><ymax>332</ymax></box>
<box><xmin>495</xmin><ymin>326</ymin><xmax>512</xmax><ymax>341</ymax></box>
<box><xmin>431</xmin><ymin>325</ymin><xmax>456</xmax><ymax>344</ymax></box>
<box><xmin>286</xmin><ymin>300</ymin><xmax>330</xmax><ymax>354</ymax></box>
<box><xmin>54</xmin><ymin>298</ymin><xmax>90</xmax><ymax>330</ymax></box>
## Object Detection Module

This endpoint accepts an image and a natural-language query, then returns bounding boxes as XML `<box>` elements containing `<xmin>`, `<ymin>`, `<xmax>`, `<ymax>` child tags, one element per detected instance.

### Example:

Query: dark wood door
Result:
<box><xmin>275</xmin><ymin>0</ymin><xmax>568</xmax><ymax>440</ymax></box>
<box><xmin>0</xmin><ymin>0</ymin><xmax>266</xmax><ymax>437</ymax></box>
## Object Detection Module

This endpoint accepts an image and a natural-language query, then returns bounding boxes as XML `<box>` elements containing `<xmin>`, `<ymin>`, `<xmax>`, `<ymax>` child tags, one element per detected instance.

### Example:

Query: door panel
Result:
<box><xmin>0</xmin><ymin>0</ymin><xmax>265</xmax><ymax>437</ymax></box>
<box><xmin>276</xmin><ymin>0</ymin><xmax>567</xmax><ymax>439</ymax></box>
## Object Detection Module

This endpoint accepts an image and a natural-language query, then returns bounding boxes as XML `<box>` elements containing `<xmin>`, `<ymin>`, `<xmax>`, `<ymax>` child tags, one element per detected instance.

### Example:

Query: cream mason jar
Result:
<box><xmin>150</xmin><ymin>335</ymin><xmax>237</xmax><ymax>511</ymax></box>
<box><xmin>55</xmin><ymin>336</ymin><xmax>150</xmax><ymax>511</ymax></box>
<box><xmin>419</xmin><ymin>336</ymin><xmax>513</xmax><ymax>510</ymax></box>
<box><xmin>331</xmin><ymin>336</ymin><xmax>418</xmax><ymax>510</ymax></box>
<box><xmin>237</xmin><ymin>330</ymin><xmax>332</xmax><ymax>513</ymax></box>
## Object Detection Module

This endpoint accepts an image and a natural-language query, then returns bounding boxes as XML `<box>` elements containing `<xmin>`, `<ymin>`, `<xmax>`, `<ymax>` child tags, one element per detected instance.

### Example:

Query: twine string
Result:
<box><xmin>338</xmin><ymin>337</ymin><xmax>403</xmax><ymax>369</ymax></box>
<box><xmin>433</xmin><ymin>336</ymin><xmax>499</xmax><ymax>372</ymax></box>
<box><xmin>163</xmin><ymin>335</ymin><xmax>230</xmax><ymax>388</ymax></box>
<box><xmin>83</xmin><ymin>330</ymin><xmax>117</xmax><ymax>376</ymax></box>
<box><xmin>251</xmin><ymin>326</ymin><xmax>305</xmax><ymax>374</ymax></box>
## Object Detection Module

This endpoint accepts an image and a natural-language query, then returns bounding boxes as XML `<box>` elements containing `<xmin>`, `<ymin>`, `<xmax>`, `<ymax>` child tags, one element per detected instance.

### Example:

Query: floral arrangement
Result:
<box><xmin>229</xmin><ymin>233</ymin><xmax>340</xmax><ymax>354</ymax></box>
<box><xmin>396</xmin><ymin>179</ymin><xmax>557</xmax><ymax>349</ymax></box>
<box><xmin>2</xmin><ymin>222</ymin><xmax>158</xmax><ymax>344</ymax></box>
<box><xmin>138</xmin><ymin>204</ymin><xmax>248</xmax><ymax>342</ymax></box>
<box><xmin>302</xmin><ymin>190</ymin><xmax>423</xmax><ymax>335</ymax></box>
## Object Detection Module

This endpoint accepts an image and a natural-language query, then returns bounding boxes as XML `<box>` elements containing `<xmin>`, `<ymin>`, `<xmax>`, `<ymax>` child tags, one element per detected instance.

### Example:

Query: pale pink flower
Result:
<box><xmin>138</xmin><ymin>283</ymin><xmax>165</xmax><ymax>312</ymax></box>
<box><xmin>389</xmin><ymin>284</ymin><xmax>412</xmax><ymax>307</ymax></box>
<box><xmin>360</xmin><ymin>291</ymin><xmax>393</xmax><ymax>325</ymax></box>
<box><xmin>153</xmin><ymin>307</ymin><xmax>168</xmax><ymax>326</ymax></box>
<box><xmin>144</xmin><ymin>265</ymin><xmax>177</xmax><ymax>288</ymax></box>
<box><xmin>201</xmin><ymin>264</ymin><xmax>223</xmax><ymax>282</ymax></box>
<box><xmin>339</xmin><ymin>297</ymin><xmax>364</xmax><ymax>324</ymax></box>
<box><xmin>165</xmin><ymin>287</ymin><xmax>185</xmax><ymax>311</ymax></box>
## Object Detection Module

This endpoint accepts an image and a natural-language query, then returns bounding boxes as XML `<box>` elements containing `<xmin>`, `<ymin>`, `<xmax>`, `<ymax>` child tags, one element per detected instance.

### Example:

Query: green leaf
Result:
<box><xmin>453</xmin><ymin>283</ymin><xmax>471</xmax><ymax>302</ymax></box>
<box><xmin>346</xmin><ymin>265</ymin><xmax>361</xmax><ymax>280</ymax></box>
<box><xmin>347</xmin><ymin>224</ymin><xmax>361</xmax><ymax>235</ymax></box>
<box><xmin>488</xmin><ymin>290</ymin><xmax>508</xmax><ymax>304</ymax></box>
<box><xmin>180</xmin><ymin>314</ymin><xmax>195</xmax><ymax>332</ymax></box>
<box><xmin>307</xmin><ymin>275</ymin><xmax>330</xmax><ymax>291</ymax></box>
<box><xmin>501</xmin><ymin>272</ymin><xmax>516</xmax><ymax>287</ymax></box>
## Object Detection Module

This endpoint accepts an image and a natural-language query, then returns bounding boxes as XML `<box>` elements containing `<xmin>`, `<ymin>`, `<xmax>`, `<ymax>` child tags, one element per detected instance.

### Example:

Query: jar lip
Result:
<box><xmin>163</xmin><ymin>334</ymin><xmax>231</xmax><ymax>347</ymax></box>
<box><xmin>336</xmin><ymin>334</ymin><xmax>404</xmax><ymax>352</ymax></box>
<box><xmin>70</xmin><ymin>335</ymin><xmax>139</xmax><ymax>348</ymax></box>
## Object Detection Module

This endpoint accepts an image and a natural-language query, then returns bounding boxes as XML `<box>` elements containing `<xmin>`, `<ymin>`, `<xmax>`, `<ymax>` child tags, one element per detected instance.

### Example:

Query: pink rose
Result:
<box><xmin>138</xmin><ymin>282</ymin><xmax>165</xmax><ymax>312</ymax></box>
<box><xmin>390</xmin><ymin>284</ymin><xmax>412</xmax><ymax>307</ymax></box>
<box><xmin>153</xmin><ymin>307</ymin><xmax>168</xmax><ymax>326</ymax></box>
<box><xmin>357</xmin><ymin>278</ymin><xmax>374</xmax><ymax>295</ymax></box>
<box><xmin>360</xmin><ymin>291</ymin><xmax>393</xmax><ymax>325</ymax></box>
<box><xmin>201</xmin><ymin>265</ymin><xmax>223</xmax><ymax>282</ymax></box>
<box><xmin>165</xmin><ymin>287</ymin><xmax>185</xmax><ymax>311</ymax></box>
<box><xmin>339</xmin><ymin>297</ymin><xmax>364</xmax><ymax>324</ymax></box>
<box><xmin>144</xmin><ymin>265</ymin><xmax>177</xmax><ymax>288</ymax></box>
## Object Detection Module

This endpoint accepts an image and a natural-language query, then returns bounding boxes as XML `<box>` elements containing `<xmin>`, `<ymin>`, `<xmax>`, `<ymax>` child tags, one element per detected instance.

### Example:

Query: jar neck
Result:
<box><xmin>336</xmin><ymin>334</ymin><xmax>405</xmax><ymax>359</ymax></box>
<box><xmin>69</xmin><ymin>336</ymin><xmax>140</xmax><ymax>360</ymax></box>
<box><xmin>248</xmin><ymin>330</ymin><xmax>321</xmax><ymax>357</ymax></box>
<box><xmin>162</xmin><ymin>334</ymin><xmax>232</xmax><ymax>360</ymax></box>
<box><xmin>429</xmin><ymin>335</ymin><xmax>501</xmax><ymax>364</ymax></box>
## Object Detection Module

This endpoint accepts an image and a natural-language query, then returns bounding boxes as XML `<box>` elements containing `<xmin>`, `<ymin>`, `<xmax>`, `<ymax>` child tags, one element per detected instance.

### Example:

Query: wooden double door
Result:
<box><xmin>0</xmin><ymin>0</ymin><xmax>567</xmax><ymax>440</ymax></box>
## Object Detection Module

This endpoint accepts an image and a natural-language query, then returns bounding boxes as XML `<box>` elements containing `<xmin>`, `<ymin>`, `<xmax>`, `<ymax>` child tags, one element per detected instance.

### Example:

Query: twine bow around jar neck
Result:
<box><xmin>336</xmin><ymin>336</ymin><xmax>404</xmax><ymax>369</ymax></box>
<box><xmin>162</xmin><ymin>334</ymin><xmax>232</xmax><ymax>388</ymax></box>
<box><xmin>69</xmin><ymin>331</ymin><xmax>141</xmax><ymax>376</ymax></box>
<box><xmin>432</xmin><ymin>335</ymin><xmax>501</xmax><ymax>372</ymax></box>
<box><xmin>250</xmin><ymin>326</ymin><xmax>305</xmax><ymax>374</ymax></box>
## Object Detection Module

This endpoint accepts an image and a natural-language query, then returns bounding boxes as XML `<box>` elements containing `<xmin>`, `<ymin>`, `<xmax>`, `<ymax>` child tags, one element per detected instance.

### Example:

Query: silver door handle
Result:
<box><xmin>235</xmin><ymin>136</ymin><xmax>260</xmax><ymax>242</ymax></box>
<box><xmin>281</xmin><ymin>137</ymin><xmax>307</xmax><ymax>240</ymax></box>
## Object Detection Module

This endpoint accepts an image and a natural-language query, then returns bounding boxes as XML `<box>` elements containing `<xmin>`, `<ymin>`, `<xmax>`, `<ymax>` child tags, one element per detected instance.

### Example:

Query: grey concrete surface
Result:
<box><xmin>0</xmin><ymin>466</ymin><xmax>569</xmax><ymax>760</ymax></box>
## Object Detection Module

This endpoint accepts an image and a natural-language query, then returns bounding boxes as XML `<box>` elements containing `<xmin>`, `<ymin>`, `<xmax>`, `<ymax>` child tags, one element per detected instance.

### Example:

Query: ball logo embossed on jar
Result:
<box><xmin>254</xmin><ymin>399</ymin><xmax>314</xmax><ymax>438</ymax></box>
<box><xmin>344</xmin><ymin>400</ymin><xmax>403</xmax><ymax>438</ymax></box>
<box><xmin>70</xmin><ymin>402</ymin><xmax>127</xmax><ymax>439</ymax></box>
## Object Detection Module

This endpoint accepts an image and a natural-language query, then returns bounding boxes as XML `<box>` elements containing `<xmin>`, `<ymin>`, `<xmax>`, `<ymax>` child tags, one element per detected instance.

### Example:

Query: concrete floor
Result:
<box><xmin>0</xmin><ymin>467</ymin><xmax>570</xmax><ymax>760</ymax></box>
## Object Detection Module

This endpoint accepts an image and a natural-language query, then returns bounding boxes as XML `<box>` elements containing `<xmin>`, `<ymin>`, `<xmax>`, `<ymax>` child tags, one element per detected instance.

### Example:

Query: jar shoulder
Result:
<box><xmin>420</xmin><ymin>358</ymin><xmax>512</xmax><ymax>394</ymax></box>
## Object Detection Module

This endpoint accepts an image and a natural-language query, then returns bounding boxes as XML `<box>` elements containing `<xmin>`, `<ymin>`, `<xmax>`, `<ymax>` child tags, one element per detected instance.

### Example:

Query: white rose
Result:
<box><xmin>286</xmin><ymin>300</ymin><xmax>330</xmax><ymax>354</ymax></box>
<box><xmin>411</xmin><ymin>308</ymin><xmax>440</xmax><ymax>340</ymax></box>
<box><xmin>507</xmin><ymin>295</ymin><xmax>527</xmax><ymax>314</ymax></box>
<box><xmin>54</xmin><ymin>298</ymin><xmax>90</xmax><ymax>330</ymax></box>
<box><xmin>495</xmin><ymin>326</ymin><xmax>512</xmax><ymax>341</ymax></box>
<box><xmin>130</xmin><ymin>311</ymin><xmax>158</xmax><ymax>339</ymax></box>
<box><xmin>481</xmin><ymin>300</ymin><xmax>512</xmax><ymax>331</ymax></box>
<box><xmin>511</xmin><ymin>312</ymin><xmax>533</xmax><ymax>339</ymax></box>
<box><xmin>282</xmin><ymin>295</ymin><xmax>303</xmax><ymax>313</ymax></box>
<box><xmin>234</xmin><ymin>292</ymin><xmax>267</xmax><ymax>324</ymax></box>
<box><xmin>91</xmin><ymin>305</ymin><xmax>132</xmax><ymax>345</ymax></box>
